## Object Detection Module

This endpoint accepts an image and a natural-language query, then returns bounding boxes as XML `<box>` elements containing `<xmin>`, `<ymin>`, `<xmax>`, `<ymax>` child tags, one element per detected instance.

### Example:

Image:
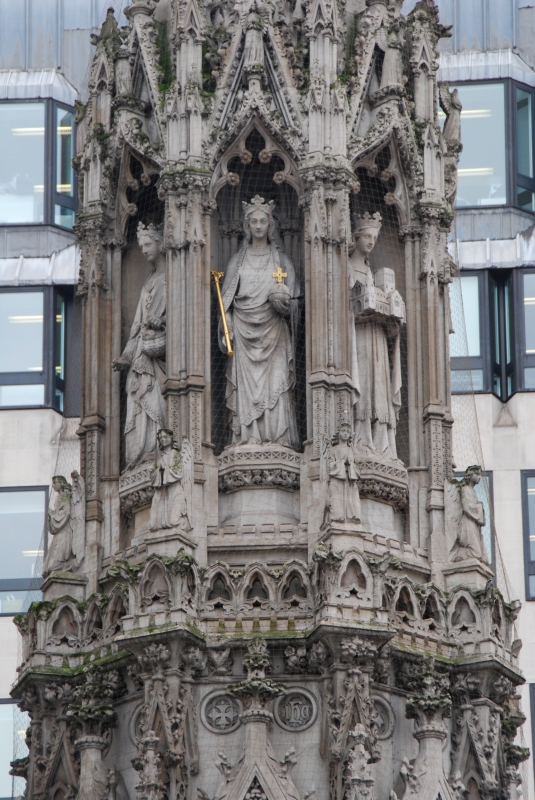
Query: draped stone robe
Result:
<box><xmin>350</xmin><ymin>263</ymin><xmax>402</xmax><ymax>456</ymax></box>
<box><xmin>121</xmin><ymin>269</ymin><xmax>167</xmax><ymax>468</ymax></box>
<box><xmin>219</xmin><ymin>246</ymin><xmax>299</xmax><ymax>448</ymax></box>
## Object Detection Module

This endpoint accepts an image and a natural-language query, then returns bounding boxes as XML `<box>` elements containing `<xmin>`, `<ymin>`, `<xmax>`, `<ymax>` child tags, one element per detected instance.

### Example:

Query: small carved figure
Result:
<box><xmin>43</xmin><ymin>472</ymin><xmax>85</xmax><ymax>576</ymax></box>
<box><xmin>439</xmin><ymin>83</ymin><xmax>462</xmax><ymax>145</ymax></box>
<box><xmin>150</xmin><ymin>430</ymin><xmax>193</xmax><ymax>532</ymax></box>
<box><xmin>451</xmin><ymin>465</ymin><xmax>489</xmax><ymax>564</ymax></box>
<box><xmin>218</xmin><ymin>196</ymin><xmax>300</xmax><ymax>448</ymax></box>
<box><xmin>321</xmin><ymin>423</ymin><xmax>361</xmax><ymax>527</ymax></box>
<box><xmin>113</xmin><ymin>222</ymin><xmax>166</xmax><ymax>469</ymax></box>
<box><xmin>349</xmin><ymin>212</ymin><xmax>404</xmax><ymax>457</ymax></box>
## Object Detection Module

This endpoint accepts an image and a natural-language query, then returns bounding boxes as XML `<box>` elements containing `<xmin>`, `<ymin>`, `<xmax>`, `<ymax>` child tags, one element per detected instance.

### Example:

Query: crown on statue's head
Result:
<box><xmin>242</xmin><ymin>195</ymin><xmax>275</xmax><ymax>217</ymax></box>
<box><xmin>354</xmin><ymin>211</ymin><xmax>382</xmax><ymax>233</ymax></box>
<box><xmin>137</xmin><ymin>221</ymin><xmax>164</xmax><ymax>242</ymax></box>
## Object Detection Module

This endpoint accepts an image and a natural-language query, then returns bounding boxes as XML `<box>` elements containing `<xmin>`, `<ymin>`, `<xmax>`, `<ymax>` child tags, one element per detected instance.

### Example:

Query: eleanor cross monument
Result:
<box><xmin>11</xmin><ymin>3</ymin><xmax>527</xmax><ymax>800</ymax></box>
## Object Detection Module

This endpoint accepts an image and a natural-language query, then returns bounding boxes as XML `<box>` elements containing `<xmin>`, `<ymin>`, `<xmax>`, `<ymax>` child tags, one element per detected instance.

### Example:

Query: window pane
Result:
<box><xmin>0</xmin><ymin>590</ymin><xmax>29</xmax><ymax>613</ymax></box>
<box><xmin>0</xmin><ymin>384</ymin><xmax>44</xmax><ymax>406</ymax></box>
<box><xmin>0</xmin><ymin>102</ymin><xmax>45</xmax><ymax>223</ymax></box>
<box><xmin>0</xmin><ymin>490</ymin><xmax>46</xmax><ymax>581</ymax></box>
<box><xmin>530</xmin><ymin>575</ymin><xmax>535</xmax><ymax>599</ymax></box>
<box><xmin>528</xmin><ymin>477</ymin><xmax>535</xmax><ymax>562</ymax></box>
<box><xmin>56</xmin><ymin>107</ymin><xmax>73</xmax><ymax>197</ymax></box>
<box><xmin>517</xmin><ymin>187</ymin><xmax>535</xmax><ymax>211</ymax></box>
<box><xmin>449</xmin><ymin>275</ymin><xmax>480</xmax><ymax>357</ymax></box>
<box><xmin>55</xmin><ymin>294</ymin><xmax>65</xmax><ymax>381</ymax></box>
<box><xmin>524</xmin><ymin>273</ymin><xmax>535</xmax><ymax>354</ymax></box>
<box><xmin>454</xmin><ymin>84</ymin><xmax>506</xmax><ymax>207</ymax></box>
<box><xmin>451</xmin><ymin>369</ymin><xmax>484</xmax><ymax>392</ymax></box>
<box><xmin>0</xmin><ymin>292</ymin><xmax>43</xmax><ymax>372</ymax></box>
<box><xmin>55</xmin><ymin>204</ymin><xmax>75</xmax><ymax>229</ymax></box>
<box><xmin>0</xmin><ymin>703</ymin><xmax>14</xmax><ymax>798</ymax></box>
<box><xmin>525</xmin><ymin>367</ymin><xmax>535</xmax><ymax>388</ymax></box>
<box><xmin>516</xmin><ymin>88</ymin><xmax>533</xmax><ymax>178</ymax></box>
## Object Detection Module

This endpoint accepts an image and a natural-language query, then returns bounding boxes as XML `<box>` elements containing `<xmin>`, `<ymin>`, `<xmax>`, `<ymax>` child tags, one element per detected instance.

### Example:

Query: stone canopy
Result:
<box><xmin>10</xmin><ymin>2</ymin><xmax>527</xmax><ymax>800</ymax></box>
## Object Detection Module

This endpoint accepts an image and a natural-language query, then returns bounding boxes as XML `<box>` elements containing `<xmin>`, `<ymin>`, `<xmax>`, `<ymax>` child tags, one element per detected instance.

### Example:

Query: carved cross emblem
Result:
<box><xmin>272</xmin><ymin>266</ymin><xmax>287</xmax><ymax>284</ymax></box>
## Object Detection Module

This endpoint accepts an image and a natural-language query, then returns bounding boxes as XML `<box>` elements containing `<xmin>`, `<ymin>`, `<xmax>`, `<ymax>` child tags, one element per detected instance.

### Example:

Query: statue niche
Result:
<box><xmin>218</xmin><ymin>195</ymin><xmax>300</xmax><ymax>450</ymax></box>
<box><xmin>113</xmin><ymin>222</ymin><xmax>166</xmax><ymax>469</ymax></box>
<box><xmin>349</xmin><ymin>212</ymin><xmax>405</xmax><ymax>459</ymax></box>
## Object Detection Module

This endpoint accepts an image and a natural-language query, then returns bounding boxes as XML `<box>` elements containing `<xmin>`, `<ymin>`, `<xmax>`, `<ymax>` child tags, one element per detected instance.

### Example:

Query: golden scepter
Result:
<box><xmin>211</xmin><ymin>270</ymin><xmax>234</xmax><ymax>356</ymax></box>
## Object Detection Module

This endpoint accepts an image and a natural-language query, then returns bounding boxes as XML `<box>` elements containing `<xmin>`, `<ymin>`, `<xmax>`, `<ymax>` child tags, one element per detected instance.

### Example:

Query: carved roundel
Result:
<box><xmin>372</xmin><ymin>696</ymin><xmax>394</xmax><ymax>740</ymax></box>
<box><xmin>274</xmin><ymin>689</ymin><xmax>317</xmax><ymax>732</ymax></box>
<box><xmin>201</xmin><ymin>691</ymin><xmax>242</xmax><ymax>734</ymax></box>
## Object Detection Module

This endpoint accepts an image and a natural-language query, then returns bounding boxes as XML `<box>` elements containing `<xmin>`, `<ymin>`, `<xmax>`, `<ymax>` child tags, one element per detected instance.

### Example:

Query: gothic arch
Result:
<box><xmin>448</xmin><ymin>592</ymin><xmax>480</xmax><ymax>634</ymax></box>
<box><xmin>206</xmin><ymin>569</ymin><xmax>233</xmax><ymax>605</ymax></box>
<box><xmin>392</xmin><ymin>583</ymin><xmax>419</xmax><ymax>626</ymax></box>
<box><xmin>47</xmin><ymin>602</ymin><xmax>80</xmax><ymax>647</ymax></box>
<box><xmin>239</xmin><ymin>565</ymin><xmax>275</xmax><ymax>606</ymax></box>
<box><xmin>83</xmin><ymin>599</ymin><xmax>104</xmax><ymax>644</ymax></box>
<box><xmin>338</xmin><ymin>553</ymin><xmax>372</xmax><ymax>603</ymax></box>
<box><xmin>278</xmin><ymin>562</ymin><xmax>310</xmax><ymax>606</ymax></box>
<box><xmin>139</xmin><ymin>558</ymin><xmax>172</xmax><ymax>612</ymax></box>
<box><xmin>210</xmin><ymin>119</ymin><xmax>302</xmax><ymax>199</ymax></box>
<box><xmin>106</xmin><ymin>587</ymin><xmax>128</xmax><ymax>635</ymax></box>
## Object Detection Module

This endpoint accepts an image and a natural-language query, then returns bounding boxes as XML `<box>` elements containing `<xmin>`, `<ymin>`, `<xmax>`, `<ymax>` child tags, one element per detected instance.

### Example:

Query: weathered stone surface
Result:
<box><xmin>11</xmin><ymin>3</ymin><xmax>527</xmax><ymax>800</ymax></box>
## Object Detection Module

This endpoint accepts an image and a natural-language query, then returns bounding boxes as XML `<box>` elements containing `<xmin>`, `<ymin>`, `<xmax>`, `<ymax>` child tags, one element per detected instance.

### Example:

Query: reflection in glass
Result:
<box><xmin>55</xmin><ymin>204</ymin><xmax>75</xmax><ymax>229</ymax></box>
<box><xmin>525</xmin><ymin>367</ymin><xmax>535</xmax><ymax>389</ymax></box>
<box><xmin>0</xmin><ymin>590</ymin><xmax>28</xmax><ymax>614</ymax></box>
<box><xmin>0</xmin><ymin>102</ymin><xmax>45</xmax><ymax>222</ymax></box>
<box><xmin>453</xmin><ymin>84</ymin><xmax>506</xmax><ymax>208</ymax></box>
<box><xmin>56</xmin><ymin>107</ymin><xmax>74</xmax><ymax>196</ymax></box>
<box><xmin>0</xmin><ymin>291</ymin><xmax>43</xmax><ymax>372</ymax></box>
<box><xmin>518</xmin><ymin>188</ymin><xmax>535</xmax><ymax>211</ymax></box>
<box><xmin>524</xmin><ymin>274</ymin><xmax>535</xmax><ymax>354</ymax></box>
<box><xmin>54</xmin><ymin>294</ymin><xmax>65</xmax><ymax>411</ymax></box>
<box><xmin>449</xmin><ymin>275</ymin><xmax>480</xmax><ymax>357</ymax></box>
<box><xmin>516</xmin><ymin>88</ymin><xmax>533</xmax><ymax>178</ymax></box>
<box><xmin>451</xmin><ymin>369</ymin><xmax>484</xmax><ymax>392</ymax></box>
<box><xmin>528</xmin><ymin>478</ymin><xmax>535</xmax><ymax>561</ymax></box>
<box><xmin>0</xmin><ymin>490</ymin><xmax>46</xmax><ymax>580</ymax></box>
<box><xmin>0</xmin><ymin>384</ymin><xmax>44</xmax><ymax>406</ymax></box>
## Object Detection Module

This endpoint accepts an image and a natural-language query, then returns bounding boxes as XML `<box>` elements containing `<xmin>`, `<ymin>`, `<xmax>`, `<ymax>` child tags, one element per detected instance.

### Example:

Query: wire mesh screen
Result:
<box><xmin>211</xmin><ymin>130</ymin><xmax>305</xmax><ymax>454</ymax></box>
<box><xmin>448</xmin><ymin>242</ymin><xmax>517</xmax><ymax>610</ymax></box>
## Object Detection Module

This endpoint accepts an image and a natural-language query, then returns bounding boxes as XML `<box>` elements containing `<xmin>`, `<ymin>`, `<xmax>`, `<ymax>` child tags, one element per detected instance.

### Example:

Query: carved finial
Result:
<box><xmin>353</xmin><ymin>211</ymin><xmax>382</xmax><ymax>233</ymax></box>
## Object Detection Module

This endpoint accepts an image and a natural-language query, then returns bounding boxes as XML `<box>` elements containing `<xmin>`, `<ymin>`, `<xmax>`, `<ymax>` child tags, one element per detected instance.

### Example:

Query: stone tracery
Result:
<box><xmin>11</xmin><ymin>2</ymin><xmax>529</xmax><ymax>800</ymax></box>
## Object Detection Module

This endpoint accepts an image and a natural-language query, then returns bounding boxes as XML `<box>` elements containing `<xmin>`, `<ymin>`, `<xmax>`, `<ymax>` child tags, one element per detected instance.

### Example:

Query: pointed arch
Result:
<box><xmin>449</xmin><ymin>592</ymin><xmax>479</xmax><ymax>633</ymax></box>
<box><xmin>47</xmin><ymin>602</ymin><xmax>80</xmax><ymax>647</ymax></box>
<box><xmin>140</xmin><ymin>559</ymin><xmax>172</xmax><ymax>611</ymax></box>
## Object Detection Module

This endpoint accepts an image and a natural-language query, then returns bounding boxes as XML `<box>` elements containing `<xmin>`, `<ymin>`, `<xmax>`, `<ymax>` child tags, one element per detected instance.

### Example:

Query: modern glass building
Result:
<box><xmin>0</xmin><ymin>2</ymin><xmax>127</xmax><ymax>796</ymax></box>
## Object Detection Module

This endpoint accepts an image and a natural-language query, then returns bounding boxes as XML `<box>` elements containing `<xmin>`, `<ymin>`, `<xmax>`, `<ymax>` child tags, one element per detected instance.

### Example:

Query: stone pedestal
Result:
<box><xmin>217</xmin><ymin>444</ymin><xmax>301</xmax><ymax>529</ymax></box>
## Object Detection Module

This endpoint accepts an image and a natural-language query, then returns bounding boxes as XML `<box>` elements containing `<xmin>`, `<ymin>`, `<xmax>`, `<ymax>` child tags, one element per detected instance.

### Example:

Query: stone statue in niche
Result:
<box><xmin>150</xmin><ymin>430</ymin><xmax>193</xmax><ymax>532</ymax></box>
<box><xmin>451</xmin><ymin>465</ymin><xmax>489</xmax><ymax>564</ymax></box>
<box><xmin>321</xmin><ymin>423</ymin><xmax>361</xmax><ymax>527</ymax></box>
<box><xmin>43</xmin><ymin>472</ymin><xmax>85</xmax><ymax>576</ymax></box>
<box><xmin>349</xmin><ymin>212</ymin><xmax>405</xmax><ymax>458</ymax></box>
<box><xmin>112</xmin><ymin>222</ymin><xmax>166</xmax><ymax>469</ymax></box>
<box><xmin>218</xmin><ymin>195</ymin><xmax>300</xmax><ymax>449</ymax></box>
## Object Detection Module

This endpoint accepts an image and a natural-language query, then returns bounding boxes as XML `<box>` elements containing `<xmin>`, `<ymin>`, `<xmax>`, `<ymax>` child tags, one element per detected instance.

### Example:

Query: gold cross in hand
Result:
<box><xmin>272</xmin><ymin>265</ymin><xmax>288</xmax><ymax>284</ymax></box>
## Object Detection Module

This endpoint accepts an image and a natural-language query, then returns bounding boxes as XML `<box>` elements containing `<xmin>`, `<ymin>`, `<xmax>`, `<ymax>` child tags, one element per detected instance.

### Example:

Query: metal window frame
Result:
<box><xmin>0</xmin><ymin>485</ymin><xmax>47</xmax><ymax>616</ymax></box>
<box><xmin>513</xmin><ymin>81</ymin><xmax>535</xmax><ymax>209</ymax></box>
<box><xmin>522</xmin><ymin>470</ymin><xmax>535</xmax><ymax>601</ymax></box>
<box><xmin>530</xmin><ymin>684</ymin><xmax>535</xmax><ymax>783</ymax></box>
<box><xmin>0</xmin><ymin>285</ymin><xmax>73</xmax><ymax>411</ymax></box>
<box><xmin>517</xmin><ymin>267</ymin><xmax>535</xmax><ymax>390</ymax></box>
<box><xmin>450</xmin><ymin>269</ymin><xmax>491</xmax><ymax>393</ymax></box>
<box><xmin>449</xmin><ymin>78</ymin><xmax>511</xmax><ymax>210</ymax></box>
<box><xmin>489</xmin><ymin>269</ymin><xmax>516</xmax><ymax>402</ymax></box>
<box><xmin>0</xmin><ymin>97</ymin><xmax>76</xmax><ymax>229</ymax></box>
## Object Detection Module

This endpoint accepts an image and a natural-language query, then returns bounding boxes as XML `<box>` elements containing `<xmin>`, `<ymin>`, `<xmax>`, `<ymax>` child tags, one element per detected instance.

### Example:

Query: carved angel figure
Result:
<box><xmin>149</xmin><ymin>430</ymin><xmax>193</xmax><ymax>532</ymax></box>
<box><xmin>218</xmin><ymin>195</ymin><xmax>300</xmax><ymax>448</ymax></box>
<box><xmin>43</xmin><ymin>472</ymin><xmax>85</xmax><ymax>576</ymax></box>
<box><xmin>321</xmin><ymin>423</ymin><xmax>361</xmax><ymax>527</ymax></box>
<box><xmin>451</xmin><ymin>465</ymin><xmax>489</xmax><ymax>564</ymax></box>
<box><xmin>349</xmin><ymin>212</ymin><xmax>403</xmax><ymax>457</ymax></box>
<box><xmin>113</xmin><ymin>222</ymin><xmax>166</xmax><ymax>469</ymax></box>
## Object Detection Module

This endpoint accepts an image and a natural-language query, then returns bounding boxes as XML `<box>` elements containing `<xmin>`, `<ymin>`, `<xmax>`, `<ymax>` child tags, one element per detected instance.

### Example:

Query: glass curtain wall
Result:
<box><xmin>0</xmin><ymin>102</ymin><xmax>45</xmax><ymax>224</ymax></box>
